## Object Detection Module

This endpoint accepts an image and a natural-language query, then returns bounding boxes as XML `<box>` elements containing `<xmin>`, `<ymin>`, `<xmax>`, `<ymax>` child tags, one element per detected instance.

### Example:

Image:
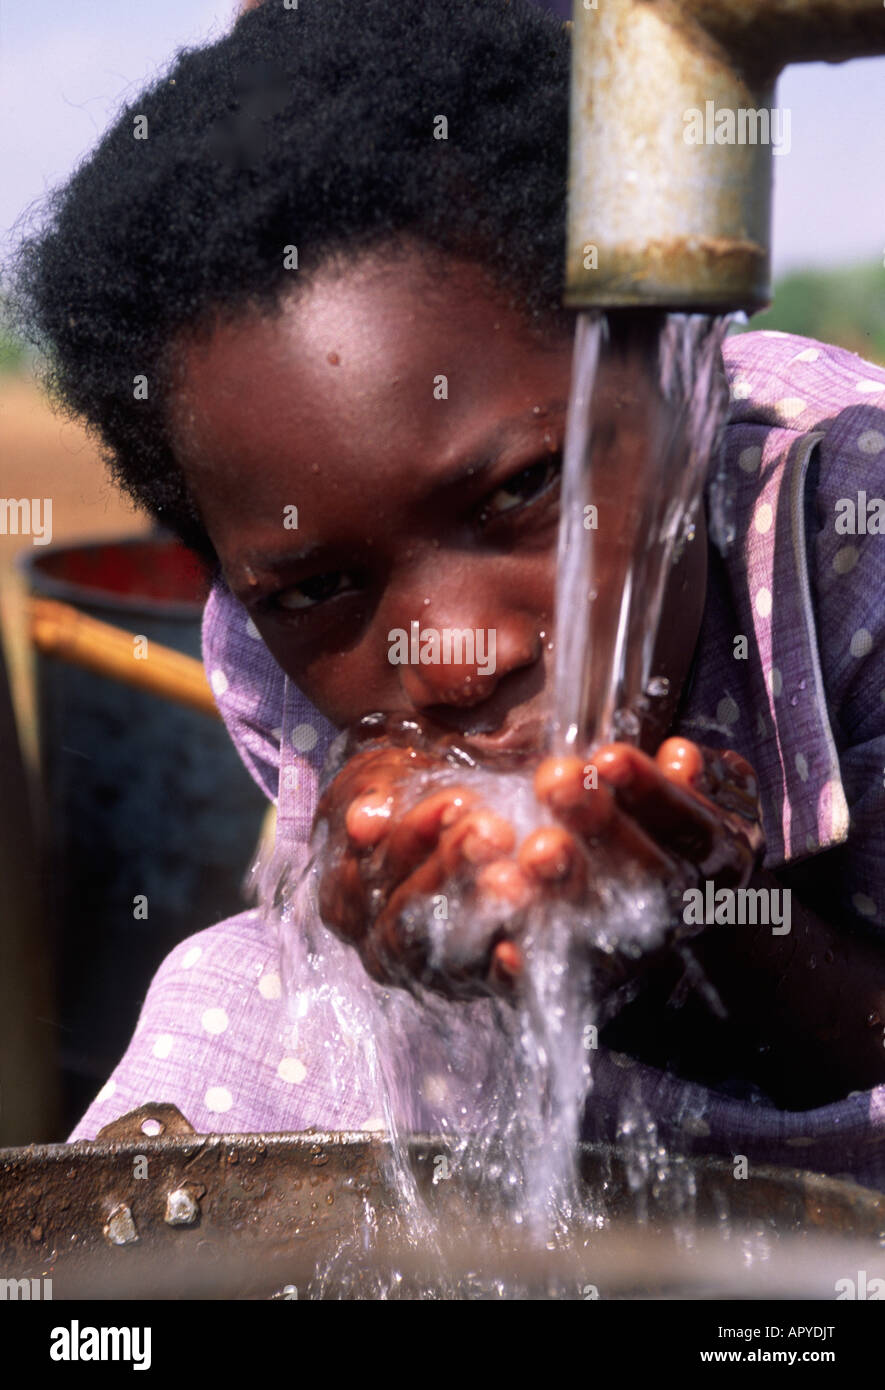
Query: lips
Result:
<box><xmin>457</xmin><ymin>716</ymin><xmax>549</xmax><ymax>757</ymax></box>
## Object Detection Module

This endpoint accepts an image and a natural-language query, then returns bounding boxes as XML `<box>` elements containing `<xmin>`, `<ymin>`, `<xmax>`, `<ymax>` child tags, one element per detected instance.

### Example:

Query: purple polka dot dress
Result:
<box><xmin>69</xmin><ymin>331</ymin><xmax>885</xmax><ymax>1192</ymax></box>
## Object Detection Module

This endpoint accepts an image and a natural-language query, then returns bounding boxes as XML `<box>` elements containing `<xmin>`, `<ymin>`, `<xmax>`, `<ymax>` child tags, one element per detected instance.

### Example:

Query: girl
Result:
<box><xmin>8</xmin><ymin>0</ymin><xmax>885</xmax><ymax>1187</ymax></box>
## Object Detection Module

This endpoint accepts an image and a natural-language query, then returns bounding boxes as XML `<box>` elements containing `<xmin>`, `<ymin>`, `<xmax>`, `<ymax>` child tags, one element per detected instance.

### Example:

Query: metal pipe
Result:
<box><xmin>565</xmin><ymin>0</ymin><xmax>885</xmax><ymax>311</ymax></box>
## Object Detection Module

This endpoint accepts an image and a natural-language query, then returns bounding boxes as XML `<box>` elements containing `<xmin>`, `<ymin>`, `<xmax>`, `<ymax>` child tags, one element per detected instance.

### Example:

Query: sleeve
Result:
<box><xmin>806</xmin><ymin>365</ymin><xmax>885</xmax><ymax>939</ymax></box>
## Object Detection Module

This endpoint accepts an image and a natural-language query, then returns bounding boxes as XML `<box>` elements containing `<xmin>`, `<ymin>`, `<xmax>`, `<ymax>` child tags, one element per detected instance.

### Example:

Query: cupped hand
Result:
<box><xmin>314</xmin><ymin>729</ymin><xmax>764</xmax><ymax>1000</ymax></box>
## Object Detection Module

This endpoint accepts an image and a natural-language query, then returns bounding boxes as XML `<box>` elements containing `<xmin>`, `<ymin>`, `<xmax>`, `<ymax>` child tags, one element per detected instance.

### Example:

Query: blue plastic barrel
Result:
<box><xmin>19</xmin><ymin>536</ymin><xmax>268</xmax><ymax>1135</ymax></box>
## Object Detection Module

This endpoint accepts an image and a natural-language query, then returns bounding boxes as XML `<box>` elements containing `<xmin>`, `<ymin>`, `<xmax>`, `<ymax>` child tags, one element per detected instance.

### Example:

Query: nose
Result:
<box><xmin>395</xmin><ymin>615</ymin><xmax>542</xmax><ymax>710</ymax></box>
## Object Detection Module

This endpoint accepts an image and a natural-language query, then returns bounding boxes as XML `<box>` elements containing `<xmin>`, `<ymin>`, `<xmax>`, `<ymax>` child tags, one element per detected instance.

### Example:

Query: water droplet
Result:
<box><xmin>808</xmin><ymin>955</ymin><xmax>817</xmax><ymax>970</ymax></box>
<box><xmin>789</xmin><ymin>695</ymin><xmax>799</xmax><ymax>707</ymax></box>
<box><xmin>867</xmin><ymin>1011</ymin><xmax>882</xmax><ymax>1028</ymax></box>
<box><xmin>613</xmin><ymin>708</ymin><xmax>641</xmax><ymax>738</ymax></box>
<box><xmin>645</xmin><ymin>676</ymin><xmax>670</xmax><ymax>698</ymax></box>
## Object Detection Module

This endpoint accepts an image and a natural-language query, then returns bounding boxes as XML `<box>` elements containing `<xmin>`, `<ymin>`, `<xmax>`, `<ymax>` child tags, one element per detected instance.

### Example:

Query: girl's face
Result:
<box><xmin>168</xmin><ymin>245</ymin><xmax>706</xmax><ymax>754</ymax></box>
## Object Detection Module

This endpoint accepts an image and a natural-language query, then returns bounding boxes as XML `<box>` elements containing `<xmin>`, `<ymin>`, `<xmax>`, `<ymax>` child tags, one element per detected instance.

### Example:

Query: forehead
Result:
<box><xmin>165</xmin><ymin>249</ymin><xmax>569</xmax><ymax>485</ymax></box>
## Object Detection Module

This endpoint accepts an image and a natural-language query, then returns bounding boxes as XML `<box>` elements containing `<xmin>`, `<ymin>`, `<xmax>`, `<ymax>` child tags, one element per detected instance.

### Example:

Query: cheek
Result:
<box><xmin>258</xmin><ymin>628</ymin><xmax>379</xmax><ymax>726</ymax></box>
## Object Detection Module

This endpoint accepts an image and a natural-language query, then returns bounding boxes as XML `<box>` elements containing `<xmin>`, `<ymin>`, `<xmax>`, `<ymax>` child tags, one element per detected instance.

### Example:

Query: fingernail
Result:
<box><xmin>491</xmin><ymin>940</ymin><xmax>523</xmax><ymax>981</ymax></box>
<box><xmin>519</xmin><ymin>827</ymin><xmax>573</xmax><ymax>879</ymax></box>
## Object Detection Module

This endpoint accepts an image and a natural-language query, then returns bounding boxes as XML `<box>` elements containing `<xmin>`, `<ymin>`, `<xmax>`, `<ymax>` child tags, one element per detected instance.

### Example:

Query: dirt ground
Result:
<box><xmin>0</xmin><ymin>371</ymin><xmax>151</xmax><ymax>762</ymax></box>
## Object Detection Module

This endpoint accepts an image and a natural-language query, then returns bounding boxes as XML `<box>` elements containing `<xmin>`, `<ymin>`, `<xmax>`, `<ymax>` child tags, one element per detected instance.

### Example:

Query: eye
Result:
<box><xmin>479</xmin><ymin>454</ymin><xmax>561</xmax><ymax>525</ymax></box>
<box><xmin>274</xmin><ymin>570</ymin><xmax>356</xmax><ymax>611</ymax></box>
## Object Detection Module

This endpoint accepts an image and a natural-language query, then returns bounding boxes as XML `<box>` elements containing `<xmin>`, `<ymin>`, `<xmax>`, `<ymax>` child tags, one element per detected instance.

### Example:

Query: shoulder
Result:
<box><xmin>684</xmin><ymin>332</ymin><xmax>885</xmax><ymax>873</ymax></box>
<box><xmin>720</xmin><ymin>329</ymin><xmax>885</xmax><ymax>435</ymax></box>
<box><xmin>706</xmin><ymin>331</ymin><xmax>885</xmax><ymax>924</ymax></box>
<box><xmin>145</xmin><ymin>907</ymin><xmax>280</xmax><ymax>991</ymax></box>
<box><xmin>67</xmin><ymin>910</ymin><xmax>290</xmax><ymax>1141</ymax></box>
<box><xmin>716</xmin><ymin>332</ymin><xmax>885</xmax><ymax>683</ymax></box>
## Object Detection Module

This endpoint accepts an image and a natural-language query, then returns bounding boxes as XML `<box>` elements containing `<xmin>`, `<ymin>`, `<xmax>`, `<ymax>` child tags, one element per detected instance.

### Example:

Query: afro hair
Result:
<box><xmin>6</xmin><ymin>0</ymin><xmax>572</xmax><ymax>563</ymax></box>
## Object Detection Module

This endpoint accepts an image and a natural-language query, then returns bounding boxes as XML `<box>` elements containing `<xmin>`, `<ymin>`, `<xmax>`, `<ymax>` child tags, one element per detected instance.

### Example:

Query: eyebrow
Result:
<box><xmin>238</xmin><ymin>541</ymin><xmax>325</xmax><ymax>571</ymax></box>
<box><xmin>237</xmin><ymin>397</ymin><xmax>569</xmax><ymax>575</ymax></box>
<box><xmin>432</xmin><ymin>398</ymin><xmax>569</xmax><ymax>491</ymax></box>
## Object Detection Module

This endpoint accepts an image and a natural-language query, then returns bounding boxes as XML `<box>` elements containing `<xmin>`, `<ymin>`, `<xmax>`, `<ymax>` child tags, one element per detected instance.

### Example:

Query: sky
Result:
<box><xmin>1</xmin><ymin>1</ymin><xmax>884</xmax><ymax>280</ymax></box>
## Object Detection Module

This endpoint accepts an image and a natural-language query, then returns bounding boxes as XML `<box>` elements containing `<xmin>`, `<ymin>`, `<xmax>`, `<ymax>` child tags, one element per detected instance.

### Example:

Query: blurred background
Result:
<box><xmin>1</xmin><ymin>1</ymin><xmax>884</xmax><ymax>1144</ymax></box>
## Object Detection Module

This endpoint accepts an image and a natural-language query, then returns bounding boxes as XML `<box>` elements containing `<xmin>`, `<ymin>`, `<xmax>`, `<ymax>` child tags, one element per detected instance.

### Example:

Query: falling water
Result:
<box><xmin>261</xmin><ymin>309</ymin><xmax>737</xmax><ymax>1296</ymax></box>
<box><xmin>555</xmin><ymin>310</ymin><xmax>734</xmax><ymax>750</ymax></box>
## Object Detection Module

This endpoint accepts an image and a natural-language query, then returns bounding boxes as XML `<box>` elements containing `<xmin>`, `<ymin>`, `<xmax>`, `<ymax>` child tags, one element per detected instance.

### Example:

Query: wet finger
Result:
<box><xmin>317</xmin><ymin>745</ymin><xmax>435</xmax><ymax>822</ymax></box>
<box><xmin>372</xmin><ymin>845</ymin><xmax>515</xmax><ymax>990</ymax></box>
<box><xmin>476</xmin><ymin>858</ymin><xmax>534</xmax><ymax>908</ymax></box>
<box><xmin>489</xmin><ymin>938</ymin><xmax>524</xmax><ymax>991</ymax></box>
<box><xmin>534</xmin><ymin>756</ymin><xmax>616</xmax><ymax>838</ymax></box>
<box><xmin>534</xmin><ymin>756</ymin><xmax>586</xmax><ymax>809</ymax></box>
<box><xmin>384</xmin><ymin>785</ymin><xmax>480</xmax><ymax>878</ymax></box>
<box><xmin>603</xmin><ymin>802</ymin><xmax>689</xmax><ymax>883</ymax></box>
<box><xmin>437</xmin><ymin>808</ymin><xmax>517</xmax><ymax>874</ymax></box>
<box><xmin>655</xmin><ymin>737</ymin><xmax>705</xmax><ymax>788</ymax></box>
<box><xmin>518</xmin><ymin>826</ymin><xmax>587</xmax><ymax>901</ymax></box>
<box><xmin>317</xmin><ymin>851</ymin><xmax>368</xmax><ymax>945</ymax></box>
<box><xmin>372</xmin><ymin>854</ymin><xmax>448</xmax><ymax>974</ymax></box>
<box><xmin>345</xmin><ymin>787</ymin><xmax>395</xmax><ymax>847</ymax></box>
<box><xmin>373</xmin><ymin>810</ymin><xmax>515</xmax><ymax>963</ymax></box>
<box><xmin>366</xmin><ymin>807</ymin><xmax>519</xmax><ymax>985</ymax></box>
<box><xmin>595</xmin><ymin>741</ymin><xmax>719</xmax><ymax>863</ymax></box>
<box><xmin>518</xmin><ymin>825</ymin><xmax>574</xmax><ymax>880</ymax></box>
<box><xmin>710</xmin><ymin>749</ymin><xmax>761</xmax><ymax>821</ymax></box>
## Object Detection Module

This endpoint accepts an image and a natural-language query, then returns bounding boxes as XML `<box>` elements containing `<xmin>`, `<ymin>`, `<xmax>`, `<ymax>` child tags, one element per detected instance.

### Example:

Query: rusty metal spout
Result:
<box><xmin>565</xmin><ymin>0</ymin><xmax>885</xmax><ymax>311</ymax></box>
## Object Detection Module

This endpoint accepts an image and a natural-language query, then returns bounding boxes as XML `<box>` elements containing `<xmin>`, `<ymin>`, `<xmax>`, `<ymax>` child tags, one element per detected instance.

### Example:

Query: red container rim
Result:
<box><xmin>18</xmin><ymin>535</ymin><xmax>213</xmax><ymax>621</ymax></box>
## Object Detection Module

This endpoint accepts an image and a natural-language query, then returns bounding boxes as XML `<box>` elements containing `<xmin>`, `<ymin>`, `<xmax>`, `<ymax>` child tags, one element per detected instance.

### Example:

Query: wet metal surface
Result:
<box><xmin>0</xmin><ymin>1105</ymin><xmax>883</xmax><ymax>1298</ymax></box>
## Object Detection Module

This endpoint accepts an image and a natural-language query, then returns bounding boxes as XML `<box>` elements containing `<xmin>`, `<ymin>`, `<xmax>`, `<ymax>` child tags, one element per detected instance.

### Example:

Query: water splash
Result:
<box><xmin>260</xmin><ymin>310</ymin><xmax>736</xmax><ymax>1295</ymax></box>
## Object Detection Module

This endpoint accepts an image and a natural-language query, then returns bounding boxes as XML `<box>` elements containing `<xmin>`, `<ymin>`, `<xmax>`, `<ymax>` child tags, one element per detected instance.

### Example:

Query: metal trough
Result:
<box><xmin>0</xmin><ymin>1105</ymin><xmax>882</xmax><ymax>1299</ymax></box>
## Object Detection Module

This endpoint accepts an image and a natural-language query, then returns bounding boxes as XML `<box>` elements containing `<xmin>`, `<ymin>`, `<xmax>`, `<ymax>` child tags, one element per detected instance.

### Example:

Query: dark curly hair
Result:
<box><xmin>5</xmin><ymin>0</ymin><xmax>571</xmax><ymax>564</ymax></box>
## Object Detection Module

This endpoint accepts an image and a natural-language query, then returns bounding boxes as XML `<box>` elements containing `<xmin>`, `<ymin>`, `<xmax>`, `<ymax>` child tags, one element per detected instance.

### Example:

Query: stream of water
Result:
<box><xmin>261</xmin><ymin>309</ymin><xmax>736</xmax><ymax>1296</ymax></box>
<box><xmin>555</xmin><ymin>310</ymin><xmax>734</xmax><ymax>749</ymax></box>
